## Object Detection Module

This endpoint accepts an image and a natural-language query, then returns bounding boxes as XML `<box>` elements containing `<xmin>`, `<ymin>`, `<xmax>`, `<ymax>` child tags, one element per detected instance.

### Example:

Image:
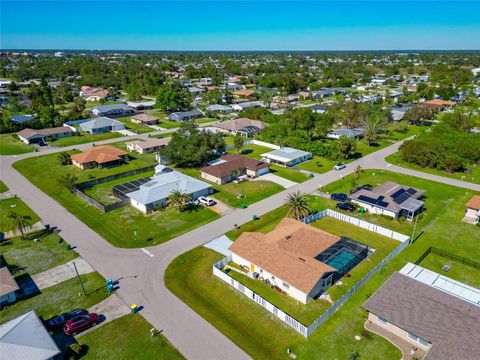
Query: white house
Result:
<box><xmin>261</xmin><ymin>147</ymin><xmax>312</xmax><ymax>167</ymax></box>
<box><xmin>126</xmin><ymin>165</ymin><xmax>213</xmax><ymax>213</ymax></box>
<box><xmin>464</xmin><ymin>195</ymin><xmax>480</xmax><ymax>223</ymax></box>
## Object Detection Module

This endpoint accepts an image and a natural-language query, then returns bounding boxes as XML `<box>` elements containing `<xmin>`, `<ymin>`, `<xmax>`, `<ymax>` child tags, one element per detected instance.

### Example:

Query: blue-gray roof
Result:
<box><xmin>92</xmin><ymin>104</ymin><xmax>131</xmax><ymax>113</ymax></box>
<box><xmin>0</xmin><ymin>311</ymin><xmax>60</xmax><ymax>360</ymax></box>
<box><xmin>171</xmin><ymin>109</ymin><xmax>203</xmax><ymax>117</ymax></box>
<box><xmin>330</xmin><ymin>128</ymin><xmax>364</xmax><ymax>137</ymax></box>
<box><xmin>262</xmin><ymin>147</ymin><xmax>312</xmax><ymax>162</ymax></box>
<box><xmin>128</xmin><ymin>169</ymin><xmax>211</xmax><ymax>206</ymax></box>
<box><xmin>11</xmin><ymin>114</ymin><xmax>35</xmax><ymax>124</ymax></box>
<box><xmin>79</xmin><ymin>116</ymin><xmax>125</xmax><ymax>130</ymax></box>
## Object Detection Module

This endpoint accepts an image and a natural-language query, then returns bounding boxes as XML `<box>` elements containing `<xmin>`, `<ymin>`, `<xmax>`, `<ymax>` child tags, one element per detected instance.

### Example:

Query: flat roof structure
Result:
<box><xmin>261</xmin><ymin>147</ymin><xmax>312</xmax><ymax>163</ymax></box>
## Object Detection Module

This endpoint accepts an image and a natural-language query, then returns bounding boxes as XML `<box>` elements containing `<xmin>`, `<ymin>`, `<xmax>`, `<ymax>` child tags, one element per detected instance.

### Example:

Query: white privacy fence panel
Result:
<box><xmin>247</xmin><ymin>139</ymin><xmax>280</xmax><ymax>150</ymax></box>
<box><xmin>212</xmin><ymin>209</ymin><xmax>411</xmax><ymax>338</ymax></box>
<box><xmin>213</xmin><ymin>256</ymin><xmax>309</xmax><ymax>337</ymax></box>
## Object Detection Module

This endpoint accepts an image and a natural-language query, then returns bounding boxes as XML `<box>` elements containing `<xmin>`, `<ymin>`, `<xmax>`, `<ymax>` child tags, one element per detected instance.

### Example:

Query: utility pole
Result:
<box><xmin>411</xmin><ymin>214</ymin><xmax>419</xmax><ymax>243</ymax></box>
<box><xmin>73</xmin><ymin>261</ymin><xmax>86</xmax><ymax>296</ymax></box>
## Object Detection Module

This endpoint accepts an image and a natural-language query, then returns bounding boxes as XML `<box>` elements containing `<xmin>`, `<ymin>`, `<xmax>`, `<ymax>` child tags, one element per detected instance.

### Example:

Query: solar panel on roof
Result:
<box><xmin>406</xmin><ymin>188</ymin><xmax>417</xmax><ymax>196</ymax></box>
<box><xmin>393</xmin><ymin>193</ymin><xmax>410</xmax><ymax>204</ymax></box>
<box><xmin>358</xmin><ymin>195</ymin><xmax>379</xmax><ymax>205</ymax></box>
<box><xmin>391</xmin><ymin>189</ymin><xmax>406</xmax><ymax>199</ymax></box>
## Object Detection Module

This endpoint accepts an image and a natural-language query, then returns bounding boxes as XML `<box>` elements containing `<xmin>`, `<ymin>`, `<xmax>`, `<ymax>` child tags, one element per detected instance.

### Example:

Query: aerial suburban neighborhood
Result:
<box><xmin>0</xmin><ymin>1</ymin><xmax>479</xmax><ymax>360</ymax></box>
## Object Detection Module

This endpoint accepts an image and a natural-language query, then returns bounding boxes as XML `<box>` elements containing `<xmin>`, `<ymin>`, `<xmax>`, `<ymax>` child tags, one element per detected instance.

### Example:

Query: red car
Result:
<box><xmin>64</xmin><ymin>313</ymin><xmax>99</xmax><ymax>335</ymax></box>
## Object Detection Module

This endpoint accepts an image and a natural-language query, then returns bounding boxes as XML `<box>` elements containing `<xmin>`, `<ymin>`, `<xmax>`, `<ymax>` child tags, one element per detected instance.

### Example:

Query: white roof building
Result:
<box><xmin>0</xmin><ymin>311</ymin><xmax>60</xmax><ymax>360</ymax></box>
<box><xmin>261</xmin><ymin>147</ymin><xmax>312</xmax><ymax>167</ymax></box>
<box><xmin>127</xmin><ymin>165</ymin><xmax>212</xmax><ymax>213</ymax></box>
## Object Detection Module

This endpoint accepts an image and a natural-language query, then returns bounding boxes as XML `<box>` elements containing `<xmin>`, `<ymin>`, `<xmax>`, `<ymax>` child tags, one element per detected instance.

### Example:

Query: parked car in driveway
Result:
<box><xmin>46</xmin><ymin>309</ymin><xmax>88</xmax><ymax>330</ymax></box>
<box><xmin>336</xmin><ymin>202</ymin><xmax>356</xmax><ymax>212</ymax></box>
<box><xmin>64</xmin><ymin>313</ymin><xmax>99</xmax><ymax>335</ymax></box>
<box><xmin>330</xmin><ymin>193</ymin><xmax>350</xmax><ymax>201</ymax></box>
<box><xmin>198</xmin><ymin>196</ymin><xmax>216</xmax><ymax>206</ymax></box>
<box><xmin>334</xmin><ymin>163</ymin><xmax>346</xmax><ymax>170</ymax></box>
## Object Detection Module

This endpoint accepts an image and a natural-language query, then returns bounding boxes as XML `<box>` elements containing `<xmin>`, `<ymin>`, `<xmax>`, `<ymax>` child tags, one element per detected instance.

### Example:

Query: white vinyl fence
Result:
<box><xmin>212</xmin><ymin>210</ymin><xmax>411</xmax><ymax>337</ymax></box>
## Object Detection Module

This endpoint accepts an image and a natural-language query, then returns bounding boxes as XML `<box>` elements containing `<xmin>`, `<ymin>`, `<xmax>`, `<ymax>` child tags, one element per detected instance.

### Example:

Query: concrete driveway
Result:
<box><xmin>253</xmin><ymin>172</ymin><xmax>297</xmax><ymax>188</ymax></box>
<box><xmin>32</xmin><ymin>258</ymin><xmax>95</xmax><ymax>290</ymax></box>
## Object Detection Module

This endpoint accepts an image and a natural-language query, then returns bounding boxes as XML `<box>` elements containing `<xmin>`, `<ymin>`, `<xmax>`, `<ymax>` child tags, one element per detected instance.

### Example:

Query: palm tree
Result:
<box><xmin>57</xmin><ymin>173</ymin><xmax>78</xmax><ymax>193</ymax></box>
<box><xmin>351</xmin><ymin>165</ymin><xmax>363</xmax><ymax>191</ymax></box>
<box><xmin>285</xmin><ymin>191</ymin><xmax>310</xmax><ymax>220</ymax></box>
<box><xmin>362</xmin><ymin>113</ymin><xmax>388</xmax><ymax>146</ymax></box>
<box><xmin>233</xmin><ymin>133</ymin><xmax>244</xmax><ymax>154</ymax></box>
<box><xmin>7</xmin><ymin>212</ymin><xmax>33</xmax><ymax>239</ymax></box>
<box><xmin>168</xmin><ymin>189</ymin><xmax>192</xmax><ymax>212</ymax></box>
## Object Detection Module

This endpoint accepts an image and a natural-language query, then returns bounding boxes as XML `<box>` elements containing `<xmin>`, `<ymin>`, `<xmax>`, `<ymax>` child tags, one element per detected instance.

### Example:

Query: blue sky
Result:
<box><xmin>1</xmin><ymin>1</ymin><xmax>479</xmax><ymax>50</ymax></box>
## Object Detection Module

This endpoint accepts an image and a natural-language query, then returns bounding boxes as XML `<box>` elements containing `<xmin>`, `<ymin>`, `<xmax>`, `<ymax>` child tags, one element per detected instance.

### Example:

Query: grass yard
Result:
<box><xmin>116</xmin><ymin>117</ymin><xmax>154</xmax><ymax>134</ymax></box>
<box><xmin>296</xmin><ymin>156</ymin><xmax>336</xmax><ymax>174</ymax></box>
<box><xmin>73</xmin><ymin>314</ymin><xmax>184</xmax><ymax>360</ymax></box>
<box><xmin>165</xmin><ymin>171</ymin><xmax>480</xmax><ymax>360</ymax></box>
<box><xmin>227</xmin><ymin>144</ymin><xmax>272</xmax><ymax>160</ymax></box>
<box><xmin>0</xmin><ymin>230</ymin><xmax>76</xmax><ymax>276</ymax></box>
<box><xmin>212</xmin><ymin>180</ymin><xmax>284</xmax><ymax>208</ymax></box>
<box><xmin>0</xmin><ymin>180</ymin><xmax>8</xmax><ymax>193</ymax></box>
<box><xmin>157</xmin><ymin>120</ymin><xmax>182</xmax><ymax>129</ymax></box>
<box><xmin>386</xmin><ymin>152</ymin><xmax>480</xmax><ymax>184</ymax></box>
<box><xmin>49</xmin><ymin>132</ymin><xmax>123</xmax><ymax>148</ymax></box>
<box><xmin>0</xmin><ymin>272</ymin><xmax>109</xmax><ymax>324</ymax></box>
<box><xmin>13</xmin><ymin>151</ymin><xmax>219</xmax><ymax>248</ymax></box>
<box><xmin>417</xmin><ymin>250</ymin><xmax>480</xmax><ymax>288</ymax></box>
<box><xmin>0</xmin><ymin>133</ymin><xmax>35</xmax><ymax>155</ymax></box>
<box><xmin>83</xmin><ymin>170</ymin><xmax>155</xmax><ymax>205</ymax></box>
<box><xmin>0</xmin><ymin>197</ymin><xmax>41</xmax><ymax>232</ymax></box>
<box><xmin>270</xmin><ymin>165</ymin><xmax>309</xmax><ymax>183</ymax></box>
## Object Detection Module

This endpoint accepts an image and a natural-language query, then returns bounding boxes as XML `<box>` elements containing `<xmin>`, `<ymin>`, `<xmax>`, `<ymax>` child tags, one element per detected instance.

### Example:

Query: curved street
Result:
<box><xmin>1</xmin><ymin>137</ymin><xmax>479</xmax><ymax>359</ymax></box>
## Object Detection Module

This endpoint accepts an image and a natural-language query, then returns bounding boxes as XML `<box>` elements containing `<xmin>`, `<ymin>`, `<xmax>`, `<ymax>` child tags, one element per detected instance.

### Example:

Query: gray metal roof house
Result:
<box><xmin>0</xmin><ymin>310</ymin><xmax>60</xmax><ymax>360</ymax></box>
<box><xmin>169</xmin><ymin>109</ymin><xmax>203</xmax><ymax>122</ymax></box>
<box><xmin>78</xmin><ymin>117</ymin><xmax>125</xmax><ymax>134</ymax></box>
<box><xmin>126</xmin><ymin>165</ymin><xmax>212</xmax><ymax>213</ymax></box>
<box><xmin>91</xmin><ymin>104</ymin><xmax>132</xmax><ymax>117</ymax></box>
<box><xmin>327</xmin><ymin>128</ymin><xmax>365</xmax><ymax>139</ymax></box>
<box><xmin>261</xmin><ymin>147</ymin><xmax>312</xmax><ymax>167</ymax></box>
<box><xmin>11</xmin><ymin>114</ymin><xmax>36</xmax><ymax>124</ymax></box>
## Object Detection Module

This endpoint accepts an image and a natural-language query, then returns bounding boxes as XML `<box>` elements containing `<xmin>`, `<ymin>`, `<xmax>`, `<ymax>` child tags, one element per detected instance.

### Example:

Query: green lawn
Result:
<box><xmin>13</xmin><ymin>150</ymin><xmax>219</xmax><ymax>248</ymax></box>
<box><xmin>0</xmin><ymin>180</ymin><xmax>8</xmax><ymax>193</ymax></box>
<box><xmin>165</xmin><ymin>171</ymin><xmax>480</xmax><ymax>360</ymax></box>
<box><xmin>417</xmin><ymin>251</ymin><xmax>480</xmax><ymax>288</ymax></box>
<box><xmin>176</xmin><ymin>167</ymin><xmax>284</xmax><ymax>208</ymax></box>
<box><xmin>270</xmin><ymin>165</ymin><xmax>309</xmax><ymax>183</ymax></box>
<box><xmin>0</xmin><ymin>133</ymin><xmax>35</xmax><ymax>155</ymax></box>
<box><xmin>227</xmin><ymin>144</ymin><xmax>272</xmax><ymax>160</ymax></box>
<box><xmin>85</xmin><ymin>100</ymin><xmax>124</xmax><ymax>109</ymax></box>
<box><xmin>0</xmin><ymin>230</ymin><xmax>76</xmax><ymax>276</ymax></box>
<box><xmin>296</xmin><ymin>156</ymin><xmax>336</xmax><ymax>174</ymax></box>
<box><xmin>157</xmin><ymin>120</ymin><xmax>182</xmax><ymax>129</ymax></box>
<box><xmin>116</xmin><ymin>117</ymin><xmax>154</xmax><ymax>134</ymax></box>
<box><xmin>0</xmin><ymin>272</ymin><xmax>109</xmax><ymax>324</ymax></box>
<box><xmin>49</xmin><ymin>132</ymin><xmax>123</xmax><ymax>148</ymax></box>
<box><xmin>212</xmin><ymin>180</ymin><xmax>284</xmax><ymax>208</ymax></box>
<box><xmin>0</xmin><ymin>197</ymin><xmax>41</xmax><ymax>232</ymax></box>
<box><xmin>73</xmin><ymin>314</ymin><xmax>184</xmax><ymax>360</ymax></box>
<box><xmin>386</xmin><ymin>152</ymin><xmax>480</xmax><ymax>184</ymax></box>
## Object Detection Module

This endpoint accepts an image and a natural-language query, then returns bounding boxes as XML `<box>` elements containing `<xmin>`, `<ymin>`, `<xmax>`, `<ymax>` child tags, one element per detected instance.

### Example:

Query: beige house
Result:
<box><xmin>214</xmin><ymin>118</ymin><xmax>265</xmax><ymax>137</ymax></box>
<box><xmin>17</xmin><ymin>127</ymin><xmax>73</xmax><ymax>144</ymax></box>
<box><xmin>363</xmin><ymin>263</ymin><xmax>480</xmax><ymax>360</ymax></box>
<box><xmin>464</xmin><ymin>195</ymin><xmax>480</xmax><ymax>223</ymax></box>
<box><xmin>200</xmin><ymin>154</ymin><xmax>270</xmax><ymax>185</ymax></box>
<box><xmin>71</xmin><ymin>145</ymin><xmax>128</xmax><ymax>169</ymax></box>
<box><xmin>126</xmin><ymin>138</ymin><xmax>171</xmax><ymax>155</ymax></box>
<box><xmin>130</xmin><ymin>113</ymin><xmax>159</xmax><ymax>125</ymax></box>
<box><xmin>229</xmin><ymin>218</ymin><xmax>368</xmax><ymax>304</ymax></box>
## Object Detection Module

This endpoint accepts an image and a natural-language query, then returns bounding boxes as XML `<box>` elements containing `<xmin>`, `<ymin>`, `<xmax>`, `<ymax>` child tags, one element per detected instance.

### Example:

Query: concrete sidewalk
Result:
<box><xmin>31</xmin><ymin>258</ymin><xmax>95</xmax><ymax>290</ymax></box>
<box><xmin>78</xmin><ymin>294</ymin><xmax>131</xmax><ymax>337</ymax></box>
<box><xmin>253</xmin><ymin>172</ymin><xmax>297</xmax><ymax>188</ymax></box>
<box><xmin>3</xmin><ymin>221</ymin><xmax>44</xmax><ymax>239</ymax></box>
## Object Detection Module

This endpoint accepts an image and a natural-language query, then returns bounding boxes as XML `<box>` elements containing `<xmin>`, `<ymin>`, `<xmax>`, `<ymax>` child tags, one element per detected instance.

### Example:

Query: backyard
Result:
<box><xmin>73</xmin><ymin>314</ymin><xmax>184</xmax><ymax>360</ymax></box>
<box><xmin>0</xmin><ymin>133</ymin><xmax>35</xmax><ymax>155</ymax></box>
<box><xmin>13</xmin><ymin>148</ymin><xmax>219</xmax><ymax>248</ymax></box>
<box><xmin>165</xmin><ymin>170</ymin><xmax>480</xmax><ymax>360</ymax></box>
<box><xmin>49</xmin><ymin>132</ymin><xmax>123</xmax><ymax>148</ymax></box>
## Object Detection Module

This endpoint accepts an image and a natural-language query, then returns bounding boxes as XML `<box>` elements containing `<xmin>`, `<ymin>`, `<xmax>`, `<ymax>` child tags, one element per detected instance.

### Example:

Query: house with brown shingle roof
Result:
<box><xmin>71</xmin><ymin>145</ymin><xmax>128</xmax><ymax>169</ymax></box>
<box><xmin>214</xmin><ymin>118</ymin><xmax>265</xmax><ymax>137</ymax></box>
<box><xmin>200</xmin><ymin>154</ymin><xmax>270</xmax><ymax>185</ymax></box>
<box><xmin>17</xmin><ymin>127</ymin><xmax>73</xmax><ymax>144</ymax></box>
<box><xmin>229</xmin><ymin>218</ymin><xmax>368</xmax><ymax>303</ymax></box>
<box><xmin>80</xmin><ymin>85</ymin><xmax>109</xmax><ymax>101</ymax></box>
<box><xmin>130</xmin><ymin>113</ymin><xmax>158</xmax><ymax>125</ymax></box>
<box><xmin>0</xmin><ymin>267</ymin><xmax>20</xmax><ymax>306</ymax></box>
<box><xmin>464</xmin><ymin>195</ymin><xmax>480</xmax><ymax>223</ymax></box>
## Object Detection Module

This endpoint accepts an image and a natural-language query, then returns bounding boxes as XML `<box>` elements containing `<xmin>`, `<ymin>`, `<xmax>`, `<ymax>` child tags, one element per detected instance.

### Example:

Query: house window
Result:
<box><xmin>377</xmin><ymin>316</ymin><xmax>388</xmax><ymax>325</ymax></box>
<box><xmin>407</xmin><ymin>332</ymin><xmax>430</xmax><ymax>347</ymax></box>
<box><xmin>283</xmin><ymin>282</ymin><xmax>290</xmax><ymax>289</ymax></box>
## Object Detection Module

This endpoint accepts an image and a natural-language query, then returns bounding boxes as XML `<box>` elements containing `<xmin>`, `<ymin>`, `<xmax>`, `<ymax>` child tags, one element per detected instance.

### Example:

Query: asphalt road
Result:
<box><xmin>1</xmin><ymin>137</ymin><xmax>479</xmax><ymax>359</ymax></box>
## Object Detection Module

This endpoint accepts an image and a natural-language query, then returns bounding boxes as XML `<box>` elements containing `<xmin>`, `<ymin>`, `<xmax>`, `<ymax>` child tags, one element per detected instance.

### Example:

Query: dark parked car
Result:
<box><xmin>336</xmin><ymin>202</ymin><xmax>356</xmax><ymax>212</ymax></box>
<box><xmin>64</xmin><ymin>313</ymin><xmax>99</xmax><ymax>335</ymax></box>
<box><xmin>46</xmin><ymin>309</ymin><xmax>89</xmax><ymax>330</ymax></box>
<box><xmin>330</xmin><ymin>193</ymin><xmax>349</xmax><ymax>201</ymax></box>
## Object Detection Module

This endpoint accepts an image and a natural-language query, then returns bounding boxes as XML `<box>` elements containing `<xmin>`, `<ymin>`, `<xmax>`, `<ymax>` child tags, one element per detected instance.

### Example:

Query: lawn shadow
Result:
<box><xmin>14</xmin><ymin>273</ymin><xmax>41</xmax><ymax>299</ymax></box>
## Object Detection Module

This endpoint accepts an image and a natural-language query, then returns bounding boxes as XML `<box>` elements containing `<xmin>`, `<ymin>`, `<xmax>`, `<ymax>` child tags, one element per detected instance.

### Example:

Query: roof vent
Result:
<box><xmin>285</xmin><ymin>235</ymin><xmax>292</xmax><ymax>240</ymax></box>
